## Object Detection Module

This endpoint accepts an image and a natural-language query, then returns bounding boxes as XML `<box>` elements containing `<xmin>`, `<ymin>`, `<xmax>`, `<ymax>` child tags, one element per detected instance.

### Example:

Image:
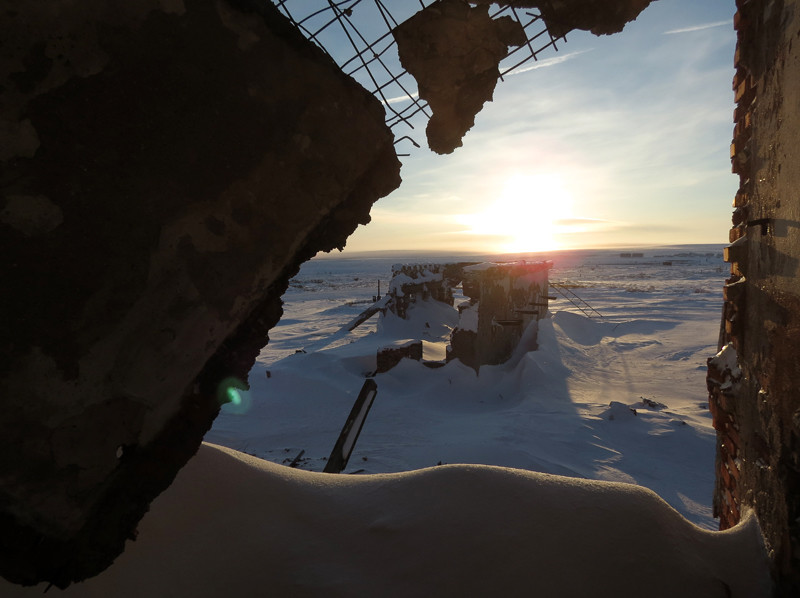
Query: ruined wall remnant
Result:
<box><xmin>471</xmin><ymin>1</ymin><xmax>654</xmax><ymax>37</ymax></box>
<box><xmin>706</xmin><ymin>344</ymin><xmax>744</xmax><ymax>529</ymax></box>
<box><xmin>0</xmin><ymin>0</ymin><xmax>400</xmax><ymax>587</ymax></box>
<box><xmin>385</xmin><ymin>261</ymin><xmax>550</xmax><ymax>371</ymax></box>
<box><xmin>376</xmin><ymin>340</ymin><xmax>424</xmax><ymax>374</ymax></box>
<box><xmin>451</xmin><ymin>261</ymin><xmax>551</xmax><ymax>369</ymax></box>
<box><xmin>393</xmin><ymin>0</ymin><xmax>526</xmax><ymax>154</ymax></box>
<box><xmin>711</xmin><ymin>0</ymin><xmax>800</xmax><ymax>594</ymax></box>
<box><xmin>393</xmin><ymin>0</ymin><xmax>655</xmax><ymax>154</ymax></box>
<box><xmin>385</xmin><ymin>262</ymin><xmax>473</xmax><ymax>318</ymax></box>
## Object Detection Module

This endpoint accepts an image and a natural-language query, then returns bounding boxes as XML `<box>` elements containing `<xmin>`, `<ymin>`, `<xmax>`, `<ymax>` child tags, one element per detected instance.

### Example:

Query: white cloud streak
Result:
<box><xmin>506</xmin><ymin>49</ymin><xmax>592</xmax><ymax>76</ymax></box>
<box><xmin>380</xmin><ymin>50</ymin><xmax>591</xmax><ymax>106</ymax></box>
<box><xmin>663</xmin><ymin>20</ymin><xmax>730</xmax><ymax>35</ymax></box>
<box><xmin>381</xmin><ymin>91</ymin><xmax>419</xmax><ymax>106</ymax></box>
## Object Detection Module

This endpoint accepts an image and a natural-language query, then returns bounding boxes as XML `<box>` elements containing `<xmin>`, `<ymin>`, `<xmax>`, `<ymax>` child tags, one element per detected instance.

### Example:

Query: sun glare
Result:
<box><xmin>458</xmin><ymin>173</ymin><xmax>575</xmax><ymax>253</ymax></box>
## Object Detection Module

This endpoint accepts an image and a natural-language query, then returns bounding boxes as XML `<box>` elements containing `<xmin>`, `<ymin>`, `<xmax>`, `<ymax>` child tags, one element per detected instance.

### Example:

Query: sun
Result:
<box><xmin>458</xmin><ymin>173</ymin><xmax>575</xmax><ymax>254</ymax></box>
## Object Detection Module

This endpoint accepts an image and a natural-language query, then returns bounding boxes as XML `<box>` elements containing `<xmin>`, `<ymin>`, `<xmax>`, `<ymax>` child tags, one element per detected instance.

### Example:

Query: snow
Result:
<box><xmin>2</xmin><ymin>444</ymin><xmax>771</xmax><ymax>597</ymax></box>
<box><xmin>462</xmin><ymin>261</ymin><xmax>498</xmax><ymax>272</ymax></box>
<box><xmin>710</xmin><ymin>342</ymin><xmax>742</xmax><ymax>379</ymax></box>
<box><xmin>202</xmin><ymin>246</ymin><xmax>730</xmax><ymax>530</ymax></box>
<box><xmin>380</xmin><ymin>338</ymin><xmax>419</xmax><ymax>349</ymax></box>
<box><xmin>2</xmin><ymin>245</ymin><xmax>774</xmax><ymax>596</ymax></box>
<box><xmin>387</xmin><ymin>272</ymin><xmax>413</xmax><ymax>296</ymax></box>
<box><xmin>387</xmin><ymin>265</ymin><xmax>444</xmax><ymax>296</ymax></box>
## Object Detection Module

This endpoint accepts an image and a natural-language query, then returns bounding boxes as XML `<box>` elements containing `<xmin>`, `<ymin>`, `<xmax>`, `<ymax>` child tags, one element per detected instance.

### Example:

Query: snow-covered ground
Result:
<box><xmin>208</xmin><ymin>244</ymin><xmax>728</xmax><ymax>529</ymax></box>
<box><xmin>4</xmin><ymin>245</ymin><xmax>775</xmax><ymax>597</ymax></box>
<box><xmin>2</xmin><ymin>443</ymin><xmax>771</xmax><ymax>597</ymax></box>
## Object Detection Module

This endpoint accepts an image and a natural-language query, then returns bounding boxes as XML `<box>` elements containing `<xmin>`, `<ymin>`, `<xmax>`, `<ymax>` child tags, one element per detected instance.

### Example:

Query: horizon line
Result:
<box><xmin>314</xmin><ymin>242</ymin><xmax>726</xmax><ymax>259</ymax></box>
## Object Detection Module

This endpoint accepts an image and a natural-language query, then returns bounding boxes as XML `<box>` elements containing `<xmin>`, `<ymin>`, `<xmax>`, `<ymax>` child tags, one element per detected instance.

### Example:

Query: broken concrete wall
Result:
<box><xmin>394</xmin><ymin>0</ymin><xmax>655</xmax><ymax>153</ymax></box>
<box><xmin>712</xmin><ymin>0</ymin><xmax>800</xmax><ymax>594</ymax></box>
<box><xmin>386</xmin><ymin>261</ymin><xmax>550</xmax><ymax>370</ymax></box>
<box><xmin>471</xmin><ymin>1</ymin><xmax>654</xmax><ymax>37</ymax></box>
<box><xmin>449</xmin><ymin>302</ymin><xmax>480</xmax><ymax>370</ymax></box>
<box><xmin>393</xmin><ymin>0</ymin><xmax>525</xmax><ymax>154</ymax></box>
<box><xmin>0</xmin><ymin>0</ymin><xmax>400</xmax><ymax>587</ymax></box>
<box><xmin>457</xmin><ymin>262</ymin><xmax>551</xmax><ymax>368</ymax></box>
<box><xmin>386</xmin><ymin>263</ymin><xmax>468</xmax><ymax>318</ymax></box>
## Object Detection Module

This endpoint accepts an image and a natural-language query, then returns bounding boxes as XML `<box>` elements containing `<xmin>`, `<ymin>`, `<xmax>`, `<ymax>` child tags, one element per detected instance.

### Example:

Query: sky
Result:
<box><xmin>298</xmin><ymin>0</ymin><xmax>739</xmax><ymax>255</ymax></box>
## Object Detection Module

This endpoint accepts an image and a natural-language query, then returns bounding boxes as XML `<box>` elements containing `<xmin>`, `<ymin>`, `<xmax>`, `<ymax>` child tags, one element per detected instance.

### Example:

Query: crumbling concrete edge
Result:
<box><xmin>0</xmin><ymin>0</ymin><xmax>400</xmax><ymax>587</ymax></box>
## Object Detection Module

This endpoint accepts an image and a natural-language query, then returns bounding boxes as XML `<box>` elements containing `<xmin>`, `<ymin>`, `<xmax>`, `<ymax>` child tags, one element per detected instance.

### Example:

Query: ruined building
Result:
<box><xmin>708</xmin><ymin>1</ymin><xmax>800</xmax><ymax>595</ymax></box>
<box><xmin>384</xmin><ymin>263</ymin><xmax>467</xmax><ymax>318</ymax></box>
<box><xmin>1</xmin><ymin>0</ymin><xmax>799</xmax><ymax>594</ymax></box>
<box><xmin>449</xmin><ymin>262</ymin><xmax>551</xmax><ymax>369</ymax></box>
<box><xmin>383</xmin><ymin>261</ymin><xmax>551</xmax><ymax>370</ymax></box>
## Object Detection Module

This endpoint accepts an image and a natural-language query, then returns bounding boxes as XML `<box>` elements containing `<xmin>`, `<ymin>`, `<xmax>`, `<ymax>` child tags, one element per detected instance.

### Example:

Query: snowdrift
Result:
<box><xmin>209</xmin><ymin>286</ymin><xmax>723</xmax><ymax>528</ymax></box>
<box><xmin>3</xmin><ymin>443</ymin><xmax>770</xmax><ymax>597</ymax></box>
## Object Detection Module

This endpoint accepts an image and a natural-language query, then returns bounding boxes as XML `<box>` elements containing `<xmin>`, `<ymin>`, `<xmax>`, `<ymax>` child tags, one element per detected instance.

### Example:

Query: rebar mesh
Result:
<box><xmin>273</xmin><ymin>1</ymin><xmax>566</xmax><ymax>153</ymax></box>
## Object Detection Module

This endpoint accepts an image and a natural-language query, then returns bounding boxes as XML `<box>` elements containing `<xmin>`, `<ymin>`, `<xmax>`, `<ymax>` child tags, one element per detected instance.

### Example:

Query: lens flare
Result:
<box><xmin>226</xmin><ymin>386</ymin><xmax>242</xmax><ymax>406</ymax></box>
<box><xmin>217</xmin><ymin>376</ymin><xmax>251</xmax><ymax>414</ymax></box>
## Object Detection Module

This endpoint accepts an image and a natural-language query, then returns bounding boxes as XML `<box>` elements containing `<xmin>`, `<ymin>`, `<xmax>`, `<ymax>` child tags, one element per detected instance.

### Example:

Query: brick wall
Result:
<box><xmin>712</xmin><ymin>0</ymin><xmax>800</xmax><ymax>594</ymax></box>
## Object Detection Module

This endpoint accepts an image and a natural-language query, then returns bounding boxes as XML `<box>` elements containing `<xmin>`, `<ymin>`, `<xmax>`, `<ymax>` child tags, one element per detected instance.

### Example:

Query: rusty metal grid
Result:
<box><xmin>272</xmin><ymin>1</ymin><xmax>566</xmax><ymax>153</ymax></box>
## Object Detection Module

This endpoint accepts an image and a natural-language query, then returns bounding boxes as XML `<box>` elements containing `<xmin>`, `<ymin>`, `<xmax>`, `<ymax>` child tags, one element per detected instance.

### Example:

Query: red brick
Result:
<box><xmin>719</xmin><ymin>460</ymin><xmax>732</xmax><ymax>487</ymax></box>
<box><xmin>727</xmin><ymin>451</ymin><xmax>741</xmax><ymax>478</ymax></box>
<box><xmin>726</xmin><ymin>424</ymin><xmax>741</xmax><ymax>451</ymax></box>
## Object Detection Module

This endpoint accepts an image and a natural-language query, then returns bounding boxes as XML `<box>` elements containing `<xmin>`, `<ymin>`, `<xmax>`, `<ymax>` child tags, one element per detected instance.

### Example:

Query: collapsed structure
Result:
<box><xmin>383</xmin><ymin>261</ymin><xmax>551</xmax><ymax>370</ymax></box>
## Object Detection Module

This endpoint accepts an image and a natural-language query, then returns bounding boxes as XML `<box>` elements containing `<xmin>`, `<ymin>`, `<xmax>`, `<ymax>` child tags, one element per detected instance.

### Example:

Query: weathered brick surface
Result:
<box><xmin>712</xmin><ymin>0</ymin><xmax>800</xmax><ymax>593</ymax></box>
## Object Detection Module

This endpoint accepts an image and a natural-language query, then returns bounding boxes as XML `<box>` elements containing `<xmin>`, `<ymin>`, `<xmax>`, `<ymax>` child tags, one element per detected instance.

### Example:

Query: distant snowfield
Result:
<box><xmin>3</xmin><ymin>246</ymin><xmax>774</xmax><ymax>596</ymax></box>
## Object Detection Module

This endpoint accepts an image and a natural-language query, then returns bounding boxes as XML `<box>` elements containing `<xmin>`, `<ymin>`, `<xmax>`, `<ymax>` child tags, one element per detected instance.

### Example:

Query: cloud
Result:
<box><xmin>380</xmin><ymin>48</ymin><xmax>591</xmax><ymax>107</ymax></box>
<box><xmin>554</xmin><ymin>218</ymin><xmax>613</xmax><ymax>227</ymax></box>
<box><xmin>604</xmin><ymin>221</ymin><xmax>691</xmax><ymax>234</ymax></box>
<box><xmin>382</xmin><ymin>91</ymin><xmax>420</xmax><ymax>106</ymax></box>
<box><xmin>506</xmin><ymin>49</ymin><xmax>593</xmax><ymax>76</ymax></box>
<box><xmin>353</xmin><ymin>2</ymin><xmax>737</xmax><ymax>253</ymax></box>
<box><xmin>368</xmin><ymin>206</ymin><xmax>460</xmax><ymax>228</ymax></box>
<box><xmin>663</xmin><ymin>20</ymin><xmax>729</xmax><ymax>35</ymax></box>
<box><xmin>379</xmin><ymin>49</ymin><xmax>591</xmax><ymax>107</ymax></box>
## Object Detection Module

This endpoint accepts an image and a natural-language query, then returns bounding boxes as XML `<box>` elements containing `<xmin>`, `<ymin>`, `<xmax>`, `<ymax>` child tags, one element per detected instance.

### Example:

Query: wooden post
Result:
<box><xmin>323</xmin><ymin>379</ymin><xmax>378</xmax><ymax>473</ymax></box>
